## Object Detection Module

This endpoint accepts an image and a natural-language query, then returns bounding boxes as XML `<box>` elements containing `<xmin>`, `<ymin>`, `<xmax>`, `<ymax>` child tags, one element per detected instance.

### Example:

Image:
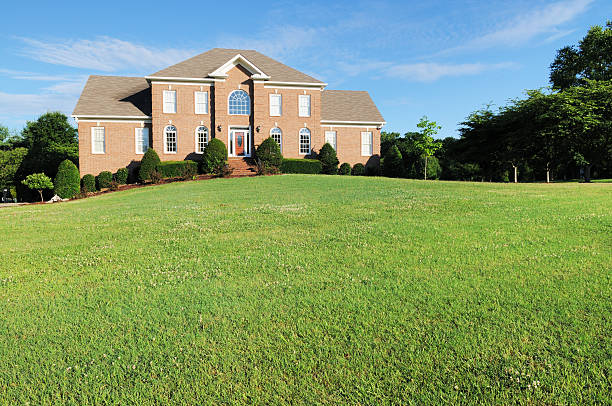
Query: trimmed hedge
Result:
<box><xmin>352</xmin><ymin>163</ymin><xmax>365</xmax><ymax>176</ymax></box>
<box><xmin>81</xmin><ymin>174</ymin><xmax>96</xmax><ymax>192</ymax></box>
<box><xmin>201</xmin><ymin>138</ymin><xmax>228</xmax><ymax>174</ymax></box>
<box><xmin>139</xmin><ymin>148</ymin><xmax>161</xmax><ymax>182</ymax></box>
<box><xmin>338</xmin><ymin>163</ymin><xmax>351</xmax><ymax>175</ymax></box>
<box><xmin>96</xmin><ymin>171</ymin><xmax>113</xmax><ymax>189</ymax></box>
<box><xmin>256</xmin><ymin>137</ymin><xmax>283</xmax><ymax>169</ymax></box>
<box><xmin>54</xmin><ymin>159</ymin><xmax>80</xmax><ymax>199</ymax></box>
<box><xmin>318</xmin><ymin>143</ymin><xmax>339</xmax><ymax>174</ymax></box>
<box><xmin>280</xmin><ymin>158</ymin><xmax>322</xmax><ymax>174</ymax></box>
<box><xmin>114</xmin><ymin>167</ymin><xmax>128</xmax><ymax>184</ymax></box>
<box><xmin>156</xmin><ymin>160</ymin><xmax>198</xmax><ymax>178</ymax></box>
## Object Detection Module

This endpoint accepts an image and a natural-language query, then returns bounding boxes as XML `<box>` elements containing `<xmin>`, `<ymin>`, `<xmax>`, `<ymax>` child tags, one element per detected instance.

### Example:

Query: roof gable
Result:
<box><xmin>321</xmin><ymin>90</ymin><xmax>385</xmax><ymax>124</ymax></box>
<box><xmin>149</xmin><ymin>48</ymin><xmax>324</xmax><ymax>84</ymax></box>
<box><xmin>73</xmin><ymin>76</ymin><xmax>151</xmax><ymax>117</ymax></box>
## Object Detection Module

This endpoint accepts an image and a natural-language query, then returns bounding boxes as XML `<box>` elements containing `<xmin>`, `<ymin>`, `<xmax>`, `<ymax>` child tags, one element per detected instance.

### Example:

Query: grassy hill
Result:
<box><xmin>1</xmin><ymin>175</ymin><xmax>610</xmax><ymax>404</ymax></box>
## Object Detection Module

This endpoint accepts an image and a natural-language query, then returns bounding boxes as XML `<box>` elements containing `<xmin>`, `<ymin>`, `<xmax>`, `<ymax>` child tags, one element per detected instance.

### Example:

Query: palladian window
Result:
<box><xmin>228</xmin><ymin>90</ymin><xmax>250</xmax><ymax>115</ymax></box>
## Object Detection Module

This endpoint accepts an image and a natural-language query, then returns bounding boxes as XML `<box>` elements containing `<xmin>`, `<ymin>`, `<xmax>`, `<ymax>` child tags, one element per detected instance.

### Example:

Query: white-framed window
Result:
<box><xmin>196</xmin><ymin>126</ymin><xmax>209</xmax><ymax>153</ymax></box>
<box><xmin>270</xmin><ymin>127</ymin><xmax>282</xmax><ymax>152</ymax></box>
<box><xmin>91</xmin><ymin>127</ymin><xmax>105</xmax><ymax>154</ymax></box>
<box><xmin>269</xmin><ymin>93</ymin><xmax>282</xmax><ymax>116</ymax></box>
<box><xmin>361</xmin><ymin>131</ymin><xmax>373</xmax><ymax>156</ymax></box>
<box><xmin>164</xmin><ymin>125</ymin><xmax>177</xmax><ymax>153</ymax></box>
<box><xmin>299</xmin><ymin>94</ymin><xmax>311</xmax><ymax>117</ymax></box>
<box><xmin>195</xmin><ymin>91</ymin><xmax>208</xmax><ymax>114</ymax></box>
<box><xmin>228</xmin><ymin>89</ymin><xmax>250</xmax><ymax>115</ymax></box>
<box><xmin>325</xmin><ymin>130</ymin><xmax>337</xmax><ymax>151</ymax></box>
<box><xmin>135</xmin><ymin>127</ymin><xmax>149</xmax><ymax>154</ymax></box>
<box><xmin>163</xmin><ymin>90</ymin><xmax>177</xmax><ymax>114</ymax></box>
<box><xmin>299</xmin><ymin>128</ymin><xmax>311</xmax><ymax>155</ymax></box>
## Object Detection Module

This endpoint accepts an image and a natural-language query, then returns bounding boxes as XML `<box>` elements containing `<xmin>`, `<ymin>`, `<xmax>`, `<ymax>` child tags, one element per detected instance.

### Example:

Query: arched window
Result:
<box><xmin>228</xmin><ymin>90</ymin><xmax>250</xmax><ymax>115</ymax></box>
<box><xmin>196</xmin><ymin>126</ymin><xmax>208</xmax><ymax>153</ymax></box>
<box><xmin>299</xmin><ymin>128</ymin><xmax>311</xmax><ymax>155</ymax></box>
<box><xmin>270</xmin><ymin>127</ymin><xmax>282</xmax><ymax>152</ymax></box>
<box><xmin>164</xmin><ymin>125</ymin><xmax>177</xmax><ymax>153</ymax></box>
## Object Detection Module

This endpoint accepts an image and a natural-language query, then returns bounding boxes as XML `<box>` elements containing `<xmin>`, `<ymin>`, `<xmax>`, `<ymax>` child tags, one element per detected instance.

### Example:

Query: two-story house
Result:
<box><xmin>72</xmin><ymin>48</ymin><xmax>385</xmax><ymax>176</ymax></box>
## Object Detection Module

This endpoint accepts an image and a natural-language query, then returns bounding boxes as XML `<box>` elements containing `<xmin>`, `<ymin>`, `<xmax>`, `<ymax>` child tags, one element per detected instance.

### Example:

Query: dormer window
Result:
<box><xmin>228</xmin><ymin>90</ymin><xmax>250</xmax><ymax>115</ymax></box>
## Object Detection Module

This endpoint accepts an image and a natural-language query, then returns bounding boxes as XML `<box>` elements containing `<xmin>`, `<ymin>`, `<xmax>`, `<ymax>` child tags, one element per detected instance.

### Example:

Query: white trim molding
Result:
<box><xmin>145</xmin><ymin>76</ymin><xmax>222</xmax><ymax>83</ymax></box>
<box><xmin>321</xmin><ymin>120</ymin><xmax>386</xmax><ymax>126</ymax></box>
<box><xmin>257</xmin><ymin>80</ymin><xmax>327</xmax><ymax>88</ymax></box>
<box><xmin>210</xmin><ymin>54</ymin><xmax>271</xmax><ymax>80</ymax></box>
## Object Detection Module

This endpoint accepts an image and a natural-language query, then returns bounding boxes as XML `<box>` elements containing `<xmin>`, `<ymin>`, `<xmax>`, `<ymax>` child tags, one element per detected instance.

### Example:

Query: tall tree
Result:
<box><xmin>550</xmin><ymin>21</ymin><xmax>612</xmax><ymax>90</ymax></box>
<box><xmin>414</xmin><ymin>116</ymin><xmax>442</xmax><ymax>180</ymax></box>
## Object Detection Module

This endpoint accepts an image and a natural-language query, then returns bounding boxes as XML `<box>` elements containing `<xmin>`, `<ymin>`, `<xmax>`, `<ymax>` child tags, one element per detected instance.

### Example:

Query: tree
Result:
<box><xmin>318</xmin><ymin>143</ymin><xmax>339</xmax><ymax>174</ymax></box>
<box><xmin>414</xmin><ymin>117</ymin><xmax>443</xmax><ymax>180</ymax></box>
<box><xmin>0</xmin><ymin>125</ymin><xmax>26</xmax><ymax>150</ymax></box>
<box><xmin>382</xmin><ymin>145</ymin><xmax>403</xmax><ymax>177</ymax></box>
<box><xmin>550</xmin><ymin>21</ymin><xmax>612</xmax><ymax>90</ymax></box>
<box><xmin>0</xmin><ymin>147</ymin><xmax>27</xmax><ymax>189</ymax></box>
<box><xmin>15</xmin><ymin>112</ymin><xmax>78</xmax><ymax>200</ymax></box>
<box><xmin>22</xmin><ymin>173</ymin><xmax>53</xmax><ymax>202</ymax></box>
<box><xmin>54</xmin><ymin>159</ymin><xmax>80</xmax><ymax>199</ymax></box>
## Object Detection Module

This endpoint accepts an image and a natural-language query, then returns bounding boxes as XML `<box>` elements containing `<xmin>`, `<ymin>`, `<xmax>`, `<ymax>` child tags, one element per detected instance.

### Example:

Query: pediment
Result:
<box><xmin>209</xmin><ymin>54</ymin><xmax>271</xmax><ymax>80</ymax></box>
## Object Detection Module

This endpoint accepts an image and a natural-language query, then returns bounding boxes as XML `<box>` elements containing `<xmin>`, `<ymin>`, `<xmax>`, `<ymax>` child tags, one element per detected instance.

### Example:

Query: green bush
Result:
<box><xmin>414</xmin><ymin>156</ymin><xmax>442</xmax><ymax>180</ymax></box>
<box><xmin>338</xmin><ymin>163</ymin><xmax>351</xmax><ymax>175</ymax></box>
<box><xmin>139</xmin><ymin>148</ymin><xmax>161</xmax><ymax>182</ymax></box>
<box><xmin>280</xmin><ymin>158</ymin><xmax>322</xmax><ymax>174</ymax></box>
<box><xmin>317</xmin><ymin>143</ymin><xmax>339</xmax><ymax>174</ymax></box>
<box><xmin>352</xmin><ymin>163</ymin><xmax>365</xmax><ymax>176</ymax></box>
<box><xmin>156</xmin><ymin>161</ymin><xmax>198</xmax><ymax>178</ymax></box>
<box><xmin>21</xmin><ymin>173</ymin><xmax>53</xmax><ymax>202</ymax></box>
<box><xmin>54</xmin><ymin>159</ymin><xmax>80</xmax><ymax>199</ymax></box>
<box><xmin>114</xmin><ymin>168</ymin><xmax>128</xmax><ymax>184</ymax></box>
<box><xmin>96</xmin><ymin>171</ymin><xmax>113</xmax><ymax>189</ymax></box>
<box><xmin>383</xmin><ymin>145</ymin><xmax>403</xmax><ymax>177</ymax></box>
<box><xmin>256</xmin><ymin>137</ymin><xmax>283</xmax><ymax>171</ymax></box>
<box><xmin>201</xmin><ymin>138</ymin><xmax>227</xmax><ymax>174</ymax></box>
<box><xmin>81</xmin><ymin>174</ymin><xmax>96</xmax><ymax>192</ymax></box>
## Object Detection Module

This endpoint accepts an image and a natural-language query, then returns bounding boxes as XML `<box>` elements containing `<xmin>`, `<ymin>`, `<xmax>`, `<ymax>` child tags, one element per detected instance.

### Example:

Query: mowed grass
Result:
<box><xmin>1</xmin><ymin>175</ymin><xmax>610</xmax><ymax>404</ymax></box>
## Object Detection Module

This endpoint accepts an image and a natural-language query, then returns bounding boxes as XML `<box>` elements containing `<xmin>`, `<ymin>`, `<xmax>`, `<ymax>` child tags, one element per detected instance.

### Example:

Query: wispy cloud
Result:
<box><xmin>17</xmin><ymin>36</ymin><xmax>196</xmax><ymax>72</ymax></box>
<box><xmin>384</xmin><ymin>62</ymin><xmax>517</xmax><ymax>82</ymax></box>
<box><xmin>439</xmin><ymin>0</ymin><xmax>592</xmax><ymax>54</ymax></box>
<box><xmin>0</xmin><ymin>91</ymin><xmax>75</xmax><ymax>118</ymax></box>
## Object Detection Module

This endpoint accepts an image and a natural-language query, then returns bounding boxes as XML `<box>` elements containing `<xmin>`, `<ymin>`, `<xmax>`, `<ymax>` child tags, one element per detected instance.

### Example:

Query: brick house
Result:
<box><xmin>72</xmin><ymin>48</ymin><xmax>385</xmax><ymax>176</ymax></box>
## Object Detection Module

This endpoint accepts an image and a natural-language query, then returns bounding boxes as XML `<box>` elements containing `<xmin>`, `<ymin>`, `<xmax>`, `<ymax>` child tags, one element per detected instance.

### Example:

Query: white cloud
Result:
<box><xmin>445</xmin><ymin>0</ymin><xmax>592</xmax><ymax>53</ymax></box>
<box><xmin>384</xmin><ymin>62</ymin><xmax>517</xmax><ymax>82</ymax></box>
<box><xmin>17</xmin><ymin>36</ymin><xmax>196</xmax><ymax>72</ymax></box>
<box><xmin>0</xmin><ymin>91</ymin><xmax>75</xmax><ymax>118</ymax></box>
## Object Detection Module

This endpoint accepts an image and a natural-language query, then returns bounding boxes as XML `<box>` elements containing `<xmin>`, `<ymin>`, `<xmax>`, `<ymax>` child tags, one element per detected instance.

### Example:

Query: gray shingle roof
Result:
<box><xmin>321</xmin><ymin>90</ymin><xmax>385</xmax><ymax>123</ymax></box>
<box><xmin>149</xmin><ymin>48</ymin><xmax>324</xmax><ymax>84</ymax></box>
<box><xmin>72</xmin><ymin>76</ymin><xmax>151</xmax><ymax>117</ymax></box>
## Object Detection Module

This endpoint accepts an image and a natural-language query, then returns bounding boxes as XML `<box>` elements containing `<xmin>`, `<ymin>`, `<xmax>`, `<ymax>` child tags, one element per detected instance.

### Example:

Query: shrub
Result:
<box><xmin>219</xmin><ymin>164</ymin><xmax>234</xmax><ymax>178</ymax></box>
<box><xmin>114</xmin><ymin>167</ymin><xmax>128</xmax><ymax>184</ymax></box>
<box><xmin>338</xmin><ymin>163</ymin><xmax>351</xmax><ymax>175</ymax></box>
<box><xmin>280</xmin><ymin>158</ymin><xmax>322</xmax><ymax>174</ymax></box>
<box><xmin>366</xmin><ymin>162</ymin><xmax>381</xmax><ymax>176</ymax></box>
<box><xmin>109</xmin><ymin>180</ymin><xmax>120</xmax><ymax>191</ymax></box>
<box><xmin>96</xmin><ymin>171</ymin><xmax>113</xmax><ymax>189</ymax></box>
<box><xmin>256</xmin><ymin>137</ymin><xmax>283</xmax><ymax>172</ymax></box>
<box><xmin>21</xmin><ymin>173</ymin><xmax>53</xmax><ymax>202</ymax></box>
<box><xmin>352</xmin><ymin>163</ymin><xmax>365</xmax><ymax>176</ymax></box>
<box><xmin>150</xmin><ymin>169</ymin><xmax>162</xmax><ymax>184</ymax></box>
<box><xmin>139</xmin><ymin>148</ymin><xmax>161</xmax><ymax>182</ymax></box>
<box><xmin>383</xmin><ymin>145</ymin><xmax>403</xmax><ymax>177</ymax></box>
<box><xmin>201</xmin><ymin>138</ymin><xmax>227</xmax><ymax>175</ymax></box>
<box><xmin>317</xmin><ymin>143</ymin><xmax>339</xmax><ymax>174</ymax></box>
<box><xmin>54</xmin><ymin>159</ymin><xmax>80</xmax><ymax>199</ymax></box>
<box><xmin>156</xmin><ymin>160</ymin><xmax>198</xmax><ymax>179</ymax></box>
<box><xmin>81</xmin><ymin>174</ymin><xmax>96</xmax><ymax>193</ymax></box>
<box><xmin>414</xmin><ymin>155</ymin><xmax>442</xmax><ymax>180</ymax></box>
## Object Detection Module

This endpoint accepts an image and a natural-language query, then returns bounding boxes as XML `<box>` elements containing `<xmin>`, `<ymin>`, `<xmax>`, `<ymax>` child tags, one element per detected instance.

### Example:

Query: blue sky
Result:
<box><xmin>0</xmin><ymin>0</ymin><xmax>609</xmax><ymax>138</ymax></box>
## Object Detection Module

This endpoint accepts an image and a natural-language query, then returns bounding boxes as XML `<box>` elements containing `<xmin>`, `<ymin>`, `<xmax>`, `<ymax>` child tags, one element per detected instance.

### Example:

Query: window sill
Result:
<box><xmin>92</xmin><ymin>152</ymin><xmax>105</xmax><ymax>155</ymax></box>
<box><xmin>164</xmin><ymin>151</ymin><xmax>177</xmax><ymax>154</ymax></box>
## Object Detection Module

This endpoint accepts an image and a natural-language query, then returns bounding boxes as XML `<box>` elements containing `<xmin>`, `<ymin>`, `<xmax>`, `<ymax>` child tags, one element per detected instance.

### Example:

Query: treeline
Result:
<box><xmin>382</xmin><ymin>21</ymin><xmax>612</xmax><ymax>182</ymax></box>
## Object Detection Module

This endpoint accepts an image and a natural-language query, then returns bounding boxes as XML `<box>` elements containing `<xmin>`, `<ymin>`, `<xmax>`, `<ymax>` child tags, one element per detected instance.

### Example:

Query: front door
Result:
<box><xmin>230</xmin><ymin>129</ymin><xmax>250</xmax><ymax>157</ymax></box>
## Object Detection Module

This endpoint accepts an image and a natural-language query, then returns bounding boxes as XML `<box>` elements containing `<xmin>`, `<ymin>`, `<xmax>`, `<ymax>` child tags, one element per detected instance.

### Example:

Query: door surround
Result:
<box><xmin>228</xmin><ymin>126</ymin><xmax>252</xmax><ymax>157</ymax></box>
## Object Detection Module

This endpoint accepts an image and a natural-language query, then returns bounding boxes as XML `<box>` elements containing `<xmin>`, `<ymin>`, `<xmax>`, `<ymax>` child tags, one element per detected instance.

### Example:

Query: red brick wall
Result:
<box><xmin>78</xmin><ymin>121</ymin><xmax>152</xmax><ymax>176</ymax></box>
<box><xmin>321</xmin><ymin>126</ymin><xmax>381</xmax><ymax>166</ymax></box>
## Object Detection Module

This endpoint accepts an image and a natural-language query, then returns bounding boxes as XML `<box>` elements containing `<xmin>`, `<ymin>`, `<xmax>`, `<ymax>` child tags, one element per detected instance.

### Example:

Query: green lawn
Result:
<box><xmin>1</xmin><ymin>175</ymin><xmax>610</xmax><ymax>404</ymax></box>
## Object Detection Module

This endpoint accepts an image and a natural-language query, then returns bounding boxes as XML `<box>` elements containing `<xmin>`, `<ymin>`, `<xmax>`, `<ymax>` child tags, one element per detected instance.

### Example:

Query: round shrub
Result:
<box><xmin>352</xmin><ymin>163</ymin><xmax>365</xmax><ymax>176</ymax></box>
<box><xmin>318</xmin><ymin>143</ymin><xmax>339</xmax><ymax>174</ymax></box>
<box><xmin>81</xmin><ymin>174</ymin><xmax>96</xmax><ymax>192</ymax></box>
<box><xmin>338</xmin><ymin>163</ymin><xmax>351</xmax><ymax>175</ymax></box>
<box><xmin>54</xmin><ymin>159</ymin><xmax>80</xmax><ymax>199</ymax></box>
<box><xmin>114</xmin><ymin>167</ymin><xmax>128</xmax><ymax>184</ymax></box>
<box><xmin>201</xmin><ymin>138</ymin><xmax>228</xmax><ymax>174</ymax></box>
<box><xmin>383</xmin><ymin>145</ymin><xmax>403</xmax><ymax>178</ymax></box>
<box><xmin>256</xmin><ymin>137</ymin><xmax>283</xmax><ymax>170</ymax></box>
<box><xmin>97</xmin><ymin>171</ymin><xmax>113</xmax><ymax>189</ymax></box>
<box><xmin>138</xmin><ymin>148</ymin><xmax>161</xmax><ymax>182</ymax></box>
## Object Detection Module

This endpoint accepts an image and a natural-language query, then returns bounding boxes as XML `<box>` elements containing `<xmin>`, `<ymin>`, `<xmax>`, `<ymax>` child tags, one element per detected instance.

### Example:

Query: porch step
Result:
<box><xmin>228</xmin><ymin>158</ymin><xmax>257</xmax><ymax>177</ymax></box>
